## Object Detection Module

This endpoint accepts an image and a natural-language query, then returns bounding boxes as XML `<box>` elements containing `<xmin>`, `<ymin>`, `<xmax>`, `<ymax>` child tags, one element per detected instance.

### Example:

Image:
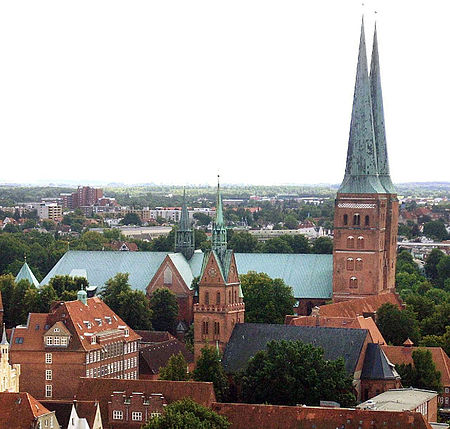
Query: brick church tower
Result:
<box><xmin>333</xmin><ymin>21</ymin><xmax>398</xmax><ymax>302</ymax></box>
<box><xmin>193</xmin><ymin>178</ymin><xmax>245</xmax><ymax>360</ymax></box>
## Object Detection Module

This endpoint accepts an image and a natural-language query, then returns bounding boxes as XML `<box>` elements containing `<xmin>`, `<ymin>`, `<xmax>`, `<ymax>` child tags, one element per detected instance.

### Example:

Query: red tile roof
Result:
<box><xmin>317</xmin><ymin>293</ymin><xmax>403</xmax><ymax>318</ymax></box>
<box><xmin>10</xmin><ymin>297</ymin><xmax>140</xmax><ymax>353</ymax></box>
<box><xmin>211</xmin><ymin>403</ymin><xmax>433</xmax><ymax>429</ymax></box>
<box><xmin>135</xmin><ymin>330</ymin><xmax>173</xmax><ymax>344</ymax></box>
<box><xmin>288</xmin><ymin>315</ymin><xmax>386</xmax><ymax>344</ymax></box>
<box><xmin>75</xmin><ymin>378</ymin><xmax>216</xmax><ymax>426</ymax></box>
<box><xmin>0</xmin><ymin>392</ymin><xmax>54</xmax><ymax>428</ymax></box>
<box><xmin>382</xmin><ymin>345</ymin><xmax>450</xmax><ymax>387</ymax></box>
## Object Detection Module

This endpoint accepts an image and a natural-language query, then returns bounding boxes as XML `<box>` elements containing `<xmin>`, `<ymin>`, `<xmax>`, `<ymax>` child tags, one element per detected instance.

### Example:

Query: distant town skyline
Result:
<box><xmin>0</xmin><ymin>0</ymin><xmax>449</xmax><ymax>186</ymax></box>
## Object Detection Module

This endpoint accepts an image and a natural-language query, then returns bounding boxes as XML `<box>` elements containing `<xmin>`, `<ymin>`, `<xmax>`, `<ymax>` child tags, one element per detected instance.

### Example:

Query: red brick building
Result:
<box><xmin>10</xmin><ymin>292</ymin><xmax>140</xmax><ymax>401</ymax></box>
<box><xmin>333</xmin><ymin>22</ymin><xmax>398</xmax><ymax>302</ymax></box>
<box><xmin>75</xmin><ymin>378</ymin><xmax>216</xmax><ymax>429</ymax></box>
<box><xmin>193</xmin><ymin>181</ymin><xmax>245</xmax><ymax>360</ymax></box>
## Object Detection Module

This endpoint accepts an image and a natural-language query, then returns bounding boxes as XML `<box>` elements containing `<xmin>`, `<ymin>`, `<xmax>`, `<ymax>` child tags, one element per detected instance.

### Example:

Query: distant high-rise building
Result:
<box><xmin>333</xmin><ymin>21</ymin><xmax>398</xmax><ymax>302</ymax></box>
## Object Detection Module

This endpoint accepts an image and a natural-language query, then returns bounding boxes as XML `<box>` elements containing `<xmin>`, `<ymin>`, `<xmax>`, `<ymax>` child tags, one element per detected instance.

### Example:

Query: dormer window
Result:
<box><xmin>95</xmin><ymin>318</ymin><xmax>102</xmax><ymax>326</ymax></box>
<box><xmin>105</xmin><ymin>316</ymin><xmax>112</xmax><ymax>324</ymax></box>
<box><xmin>83</xmin><ymin>321</ymin><xmax>91</xmax><ymax>329</ymax></box>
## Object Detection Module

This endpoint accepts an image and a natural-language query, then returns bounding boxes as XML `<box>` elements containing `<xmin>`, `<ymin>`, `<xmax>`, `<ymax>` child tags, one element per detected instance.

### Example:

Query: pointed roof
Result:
<box><xmin>215</xmin><ymin>176</ymin><xmax>225</xmax><ymax>227</ymax></box>
<box><xmin>338</xmin><ymin>18</ymin><xmax>385</xmax><ymax>194</ymax></box>
<box><xmin>179</xmin><ymin>188</ymin><xmax>191</xmax><ymax>231</ymax></box>
<box><xmin>361</xmin><ymin>343</ymin><xmax>400</xmax><ymax>380</ymax></box>
<box><xmin>15</xmin><ymin>262</ymin><xmax>39</xmax><ymax>287</ymax></box>
<box><xmin>370</xmin><ymin>24</ymin><xmax>396</xmax><ymax>194</ymax></box>
<box><xmin>1</xmin><ymin>324</ymin><xmax>8</xmax><ymax>346</ymax></box>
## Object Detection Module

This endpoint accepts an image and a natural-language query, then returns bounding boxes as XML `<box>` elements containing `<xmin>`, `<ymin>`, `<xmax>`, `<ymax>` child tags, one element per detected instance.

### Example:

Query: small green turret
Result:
<box><xmin>211</xmin><ymin>176</ymin><xmax>227</xmax><ymax>262</ymax></box>
<box><xmin>77</xmin><ymin>286</ymin><xmax>87</xmax><ymax>306</ymax></box>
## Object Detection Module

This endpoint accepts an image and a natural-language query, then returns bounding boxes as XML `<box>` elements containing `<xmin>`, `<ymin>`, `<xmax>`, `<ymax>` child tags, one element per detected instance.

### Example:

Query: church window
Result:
<box><xmin>365</xmin><ymin>215</ymin><xmax>370</xmax><ymax>226</ymax></box>
<box><xmin>349</xmin><ymin>277</ymin><xmax>358</xmax><ymax>288</ymax></box>
<box><xmin>205</xmin><ymin>292</ymin><xmax>209</xmax><ymax>305</ymax></box>
<box><xmin>234</xmin><ymin>290</ymin><xmax>237</xmax><ymax>303</ymax></box>
<box><xmin>357</xmin><ymin>236</ymin><xmax>364</xmax><ymax>249</ymax></box>
<box><xmin>216</xmin><ymin>292</ymin><xmax>221</xmax><ymax>305</ymax></box>
<box><xmin>163</xmin><ymin>267</ymin><xmax>172</xmax><ymax>285</ymax></box>
<box><xmin>202</xmin><ymin>321</ymin><xmax>209</xmax><ymax>335</ymax></box>
<box><xmin>214</xmin><ymin>322</ymin><xmax>220</xmax><ymax>335</ymax></box>
<box><xmin>343</xmin><ymin>214</ymin><xmax>348</xmax><ymax>225</ymax></box>
<box><xmin>229</xmin><ymin>290</ymin><xmax>232</xmax><ymax>303</ymax></box>
<box><xmin>347</xmin><ymin>236</ymin><xmax>354</xmax><ymax>248</ymax></box>
<box><xmin>356</xmin><ymin>258</ymin><xmax>363</xmax><ymax>271</ymax></box>
<box><xmin>353</xmin><ymin>214</ymin><xmax>360</xmax><ymax>226</ymax></box>
<box><xmin>346</xmin><ymin>258</ymin><xmax>354</xmax><ymax>270</ymax></box>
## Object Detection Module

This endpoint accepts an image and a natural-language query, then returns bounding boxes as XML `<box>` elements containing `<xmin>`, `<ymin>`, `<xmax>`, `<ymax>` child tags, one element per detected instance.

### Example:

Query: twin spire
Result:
<box><xmin>339</xmin><ymin>19</ymin><xmax>395</xmax><ymax>195</ymax></box>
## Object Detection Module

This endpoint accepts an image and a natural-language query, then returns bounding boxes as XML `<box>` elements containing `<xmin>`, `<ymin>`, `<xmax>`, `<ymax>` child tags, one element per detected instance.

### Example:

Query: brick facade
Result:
<box><xmin>193</xmin><ymin>251</ymin><xmax>245</xmax><ymax>360</ymax></box>
<box><xmin>10</xmin><ymin>297</ymin><xmax>140</xmax><ymax>401</ymax></box>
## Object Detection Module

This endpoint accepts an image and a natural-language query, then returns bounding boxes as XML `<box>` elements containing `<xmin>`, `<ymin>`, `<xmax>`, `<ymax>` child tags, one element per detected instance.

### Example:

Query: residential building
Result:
<box><xmin>358</xmin><ymin>388</ymin><xmax>438</xmax><ymax>423</ymax></box>
<box><xmin>0</xmin><ymin>325</ymin><xmax>20</xmax><ymax>392</ymax></box>
<box><xmin>9</xmin><ymin>292</ymin><xmax>140</xmax><ymax>401</ymax></box>
<box><xmin>30</xmin><ymin>202</ymin><xmax>63</xmax><ymax>221</ymax></box>
<box><xmin>333</xmin><ymin>21</ymin><xmax>398</xmax><ymax>302</ymax></box>
<box><xmin>75</xmin><ymin>378</ymin><xmax>216</xmax><ymax>429</ymax></box>
<box><xmin>0</xmin><ymin>392</ymin><xmax>60</xmax><ymax>429</ymax></box>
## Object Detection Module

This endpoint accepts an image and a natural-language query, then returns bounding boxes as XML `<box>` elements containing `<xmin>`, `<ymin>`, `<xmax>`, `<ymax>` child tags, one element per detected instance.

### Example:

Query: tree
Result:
<box><xmin>238</xmin><ymin>340</ymin><xmax>355</xmax><ymax>407</ymax></box>
<box><xmin>48</xmin><ymin>275</ymin><xmax>88</xmax><ymax>296</ymax></box>
<box><xmin>396</xmin><ymin>349</ymin><xmax>442</xmax><ymax>393</ymax></box>
<box><xmin>436</xmin><ymin>256</ymin><xmax>450</xmax><ymax>288</ymax></box>
<box><xmin>423</xmin><ymin>220</ymin><xmax>448</xmax><ymax>241</ymax></box>
<box><xmin>194</xmin><ymin>229</ymin><xmax>209</xmax><ymax>250</ymax></box>
<box><xmin>405</xmin><ymin>294</ymin><xmax>435</xmax><ymax>322</ymax></box>
<box><xmin>425</xmin><ymin>249</ymin><xmax>445</xmax><ymax>283</ymax></box>
<box><xmin>192</xmin><ymin>345</ymin><xmax>229</xmax><ymax>402</ymax></box>
<box><xmin>376</xmin><ymin>303</ymin><xmax>420</xmax><ymax>345</ymax></box>
<box><xmin>284</xmin><ymin>214</ymin><xmax>299</xmax><ymax>230</ymax></box>
<box><xmin>101</xmin><ymin>273</ymin><xmax>153</xmax><ymax>330</ymax></box>
<box><xmin>121</xmin><ymin>212</ymin><xmax>142</xmax><ymax>226</ymax></box>
<box><xmin>312</xmin><ymin>236</ymin><xmax>333</xmax><ymax>254</ymax></box>
<box><xmin>421</xmin><ymin>302</ymin><xmax>450</xmax><ymax>337</ymax></box>
<box><xmin>240</xmin><ymin>272</ymin><xmax>295</xmax><ymax>324</ymax></box>
<box><xmin>150</xmin><ymin>288</ymin><xmax>179</xmax><ymax>334</ymax></box>
<box><xmin>262</xmin><ymin>237</ymin><xmax>292</xmax><ymax>253</ymax></box>
<box><xmin>228</xmin><ymin>232</ymin><xmax>259</xmax><ymax>253</ymax></box>
<box><xmin>142</xmin><ymin>398</ymin><xmax>230</xmax><ymax>429</ymax></box>
<box><xmin>193</xmin><ymin>212</ymin><xmax>212</xmax><ymax>226</ymax></box>
<box><xmin>159</xmin><ymin>352</ymin><xmax>190</xmax><ymax>381</ymax></box>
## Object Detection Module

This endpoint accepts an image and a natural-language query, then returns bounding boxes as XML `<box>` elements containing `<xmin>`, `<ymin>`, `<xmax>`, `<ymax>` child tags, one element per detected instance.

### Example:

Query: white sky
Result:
<box><xmin>0</xmin><ymin>0</ymin><xmax>449</xmax><ymax>186</ymax></box>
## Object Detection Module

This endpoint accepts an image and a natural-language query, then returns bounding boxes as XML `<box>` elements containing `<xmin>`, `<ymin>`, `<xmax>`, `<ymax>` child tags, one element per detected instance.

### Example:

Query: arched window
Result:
<box><xmin>204</xmin><ymin>292</ymin><xmax>209</xmax><ymax>305</ymax></box>
<box><xmin>202</xmin><ymin>321</ymin><xmax>209</xmax><ymax>335</ymax></box>
<box><xmin>216</xmin><ymin>292</ymin><xmax>221</xmax><ymax>305</ymax></box>
<box><xmin>343</xmin><ymin>214</ymin><xmax>348</xmax><ymax>225</ymax></box>
<box><xmin>347</xmin><ymin>236</ymin><xmax>355</xmax><ymax>248</ymax></box>
<box><xmin>234</xmin><ymin>290</ymin><xmax>237</xmax><ymax>303</ymax></box>
<box><xmin>346</xmin><ymin>257</ymin><xmax>354</xmax><ymax>271</ymax></box>
<box><xmin>365</xmin><ymin>215</ymin><xmax>370</xmax><ymax>226</ymax></box>
<box><xmin>356</xmin><ymin>258</ymin><xmax>363</xmax><ymax>271</ymax></box>
<box><xmin>349</xmin><ymin>277</ymin><xmax>358</xmax><ymax>288</ymax></box>
<box><xmin>229</xmin><ymin>290</ymin><xmax>232</xmax><ymax>304</ymax></box>
<box><xmin>357</xmin><ymin>236</ymin><xmax>365</xmax><ymax>249</ymax></box>
<box><xmin>353</xmin><ymin>213</ymin><xmax>360</xmax><ymax>226</ymax></box>
<box><xmin>163</xmin><ymin>267</ymin><xmax>172</xmax><ymax>285</ymax></box>
<box><xmin>214</xmin><ymin>322</ymin><xmax>220</xmax><ymax>335</ymax></box>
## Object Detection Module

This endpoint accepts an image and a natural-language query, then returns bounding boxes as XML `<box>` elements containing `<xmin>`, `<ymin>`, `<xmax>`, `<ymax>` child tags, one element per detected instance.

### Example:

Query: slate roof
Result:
<box><xmin>15</xmin><ymin>262</ymin><xmax>40</xmax><ymax>287</ymax></box>
<box><xmin>139</xmin><ymin>338</ymin><xmax>194</xmax><ymax>375</ymax></box>
<box><xmin>361</xmin><ymin>343</ymin><xmax>400</xmax><ymax>380</ymax></box>
<box><xmin>221</xmin><ymin>323</ymin><xmax>369</xmax><ymax>374</ymax></box>
<box><xmin>41</xmin><ymin>250</ymin><xmax>333</xmax><ymax>299</ymax></box>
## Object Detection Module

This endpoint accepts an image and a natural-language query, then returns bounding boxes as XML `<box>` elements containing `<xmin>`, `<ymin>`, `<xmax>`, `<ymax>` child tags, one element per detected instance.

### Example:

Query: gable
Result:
<box><xmin>199</xmin><ymin>252</ymin><xmax>227</xmax><ymax>286</ymax></box>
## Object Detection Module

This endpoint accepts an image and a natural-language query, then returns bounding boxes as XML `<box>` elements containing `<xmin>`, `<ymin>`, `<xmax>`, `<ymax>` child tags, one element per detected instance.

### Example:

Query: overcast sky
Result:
<box><xmin>0</xmin><ymin>0</ymin><xmax>448</xmax><ymax>186</ymax></box>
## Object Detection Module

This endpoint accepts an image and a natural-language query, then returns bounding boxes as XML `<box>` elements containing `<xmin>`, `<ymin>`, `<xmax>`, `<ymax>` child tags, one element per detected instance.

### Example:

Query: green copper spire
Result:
<box><xmin>339</xmin><ymin>18</ymin><xmax>385</xmax><ymax>194</ymax></box>
<box><xmin>15</xmin><ymin>261</ymin><xmax>39</xmax><ymax>287</ymax></box>
<box><xmin>370</xmin><ymin>24</ymin><xmax>396</xmax><ymax>194</ymax></box>
<box><xmin>175</xmin><ymin>188</ymin><xmax>195</xmax><ymax>260</ymax></box>
<box><xmin>211</xmin><ymin>176</ymin><xmax>227</xmax><ymax>260</ymax></box>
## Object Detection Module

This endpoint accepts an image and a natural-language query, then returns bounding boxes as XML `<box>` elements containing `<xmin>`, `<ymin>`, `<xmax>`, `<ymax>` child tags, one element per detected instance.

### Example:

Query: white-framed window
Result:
<box><xmin>45</xmin><ymin>353</ymin><xmax>52</xmax><ymax>364</ymax></box>
<box><xmin>46</xmin><ymin>337</ymin><xmax>53</xmax><ymax>346</ymax></box>
<box><xmin>53</xmin><ymin>327</ymin><xmax>60</xmax><ymax>333</ymax></box>
<box><xmin>150</xmin><ymin>412</ymin><xmax>161</xmax><ymax>418</ymax></box>
<box><xmin>45</xmin><ymin>370</ymin><xmax>52</xmax><ymax>381</ymax></box>
<box><xmin>61</xmin><ymin>337</ymin><xmax>68</xmax><ymax>346</ymax></box>
<box><xmin>54</xmin><ymin>337</ymin><xmax>60</xmax><ymax>346</ymax></box>
<box><xmin>44</xmin><ymin>418</ymin><xmax>49</xmax><ymax>427</ymax></box>
<box><xmin>45</xmin><ymin>384</ymin><xmax>52</xmax><ymax>398</ymax></box>
<box><xmin>132</xmin><ymin>412</ymin><xmax>142</xmax><ymax>421</ymax></box>
<box><xmin>113</xmin><ymin>410</ymin><xmax>123</xmax><ymax>420</ymax></box>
